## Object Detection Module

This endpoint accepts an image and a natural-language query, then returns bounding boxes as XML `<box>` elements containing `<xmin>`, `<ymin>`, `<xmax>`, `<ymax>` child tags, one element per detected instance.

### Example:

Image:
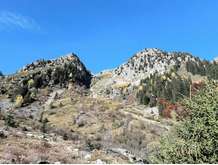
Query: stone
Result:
<box><xmin>0</xmin><ymin>130</ymin><xmax>7</xmax><ymax>138</ymax></box>
<box><xmin>96</xmin><ymin>159</ymin><xmax>106</xmax><ymax>164</ymax></box>
<box><xmin>84</xmin><ymin>153</ymin><xmax>91</xmax><ymax>160</ymax></box>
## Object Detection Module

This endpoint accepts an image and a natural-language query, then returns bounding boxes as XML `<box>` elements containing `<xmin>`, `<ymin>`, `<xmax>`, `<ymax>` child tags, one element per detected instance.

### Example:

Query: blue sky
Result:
<box><xmin>0</xmin><ymin>0</ymin><xmax>218</xmax><ymax>74</ymax></box>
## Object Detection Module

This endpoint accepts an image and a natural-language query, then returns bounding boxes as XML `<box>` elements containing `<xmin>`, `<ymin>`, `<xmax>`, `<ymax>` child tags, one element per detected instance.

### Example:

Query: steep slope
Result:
<box><xmin>0</xmin><ymin>49</ymin><xmax>216</xmax><ymax>163</ymax></box>
<box><xmin>0</xmin><ymin>53</ymin><xmax>92</xmax><ymax>107</ymax></box>
<box><xmin>0</xmin><ymin>51</ymin><xmax>172</xmax><ymax>163</ymax></box>
<box><xmin>91</xmin><ymin>48</ymin><xmax>205</xmax><ymax>99</ymax></box>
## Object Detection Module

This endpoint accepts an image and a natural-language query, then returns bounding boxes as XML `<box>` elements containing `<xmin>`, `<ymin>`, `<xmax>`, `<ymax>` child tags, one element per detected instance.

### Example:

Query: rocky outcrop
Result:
<box><xmin>0</xmin><ymin>53</ymin><xmax>92</xmax><ymax>106</ymax></box>
<box><xmin>91</xmin><ymin>48</ymin><xmax>204</xmax><ymax>99</ymax></box>
<box><xmin>17</xmin><ymin>53</ymin><xmax>92</xmax><ymax>87</ymax></box>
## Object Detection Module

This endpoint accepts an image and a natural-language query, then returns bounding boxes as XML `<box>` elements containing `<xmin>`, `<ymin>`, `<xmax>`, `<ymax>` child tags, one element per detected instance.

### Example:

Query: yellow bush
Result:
<box><xmin>112</xmin><ymin>82</ymin><xmax>130</xmax><ymax>89</ymax></box>
<box><xmin>99</xmin><ymin>72</ymin><xmax>112</xmax><ymax>79</ymax></box>
<box><xmin>19</xmin><ymin>70</ymin><xmax>28</xmax><ymax>77</ymax></box>
<box><xmin>30</xmin><ymin>92</ymin><xmax>37</xmax><ymax>100</ymax></box>
<box><xmin>138</xmin><ymin>85</ymin><xmax>144</xmax><ymax>91</ymax></box>
<box><xmin>171</xmin><ymin>72</ymin><xmax>176</xmax><ymax>78</ymax></box>
<box><xmin>161</xmin><ymin>75</ymin><xmax>167</xmax><ymax>80</ymax></box>
<box><xmin>28</xmin><ymin>79</ymin><xmax>35</xmax><ymax>88</ymax></box>
<box><xmin>15</xmin><ymin>95</ymin><xmax>24</xmax><ymax>108</ymax></box>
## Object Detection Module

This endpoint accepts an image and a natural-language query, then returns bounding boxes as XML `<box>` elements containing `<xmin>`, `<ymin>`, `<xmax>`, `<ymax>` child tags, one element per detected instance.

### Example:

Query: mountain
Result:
<box><xmin>0</xmin><ymin>49</ymin><xmax>217</xmax><ymax>164</ymax></box>
<box><xmin>91</xmin><ymin>48</ymin><xmax>207</xmax><ymax>100</ymax></box>
<box><xmin>0</xmin><ymin>53</ymin><xmax>92</xmax><ymax>106</ymax></box>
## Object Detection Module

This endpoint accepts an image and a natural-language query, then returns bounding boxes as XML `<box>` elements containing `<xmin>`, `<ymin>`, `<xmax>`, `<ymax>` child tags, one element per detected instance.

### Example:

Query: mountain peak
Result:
<box><xmin>133</xmin><ymin>48</ymin><xmax>165</xmax><ymax>58</ymax></box>
<box><xmin>19</xmin><ymin>52</ymin><xmax>82</xmax><ymax>73</ymax></box>
<box><xmin>91</xmin><ymin>48</ymin><xmax>203</xmax><ymax>99</ymax></box>
<box><xmin>0</xmin><ymin>52</ymin><xmax>92</xmax><ymax>102</ymax></box>
<box><xmin>143</xmin><ymin>48</ymin><xmax>164</xmax><ymax>53</ymax></box>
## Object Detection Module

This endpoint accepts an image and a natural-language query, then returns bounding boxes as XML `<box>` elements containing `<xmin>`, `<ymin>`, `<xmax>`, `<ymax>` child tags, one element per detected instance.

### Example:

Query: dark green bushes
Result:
<box><xmin>186</xmin><ymin>60</ymin><xmax>218</xmax><ymax>80</ymax></box>
<box><xmin>4</xmin><ymin>112</ymin><xmax>16</xmax><ymax>127</ymax></box>
<box><xmin>186</xmin><ymin>60</ymin><xmax>207</xmax><ymax>76</ymax></box>
<box><xmin>150</xmin><ymin>82</ymin><xmax>218</xmax><ymax>163</ymax></box>
<box><xmin>137</xmin><ymin>71</ymin><xmax>191</xmax><ymax>105</ymax></box>
<box><xmin>206</xmin><ymin>62</ymin><xmax>218</xmax><ymax>80</ymax></box>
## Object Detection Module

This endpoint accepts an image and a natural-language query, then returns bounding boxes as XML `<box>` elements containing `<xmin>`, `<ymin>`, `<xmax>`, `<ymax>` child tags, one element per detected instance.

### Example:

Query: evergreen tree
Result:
<box><xmin>4</xmin><ymin>112</ymin><xmax>16</xmax><ymax>128</ymax></box>
<box><xmin>150</xmin><ymin>82</ymin><xmax>218</xmax><ymax>163</ymax></box>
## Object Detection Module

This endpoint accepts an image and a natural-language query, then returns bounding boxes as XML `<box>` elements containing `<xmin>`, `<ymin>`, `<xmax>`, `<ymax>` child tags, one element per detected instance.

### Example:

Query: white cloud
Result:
<box><xmin>0</xmin><ymin>11</ymin><xmax>40</xmax><ymax>31</ymax></box>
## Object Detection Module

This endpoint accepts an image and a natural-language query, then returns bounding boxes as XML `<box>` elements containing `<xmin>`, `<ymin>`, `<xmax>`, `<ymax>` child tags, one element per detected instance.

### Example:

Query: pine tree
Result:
<box><xmin>150</xmin><ymin>82</ymin><xmax>218</xmax><ymax>163</ymax></box>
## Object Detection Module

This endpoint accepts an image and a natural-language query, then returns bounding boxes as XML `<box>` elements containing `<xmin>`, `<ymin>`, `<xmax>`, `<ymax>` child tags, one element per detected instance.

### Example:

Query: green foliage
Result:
<box><xmin>150</xmin><ymin>82</ymin><xmax>218</xmax><ymax>164</ymax></box>
<box><xmin>85</xmin><ymin>139</ymin><xmax>102</xmax><ymax>151</ymax></box>
<box><xmin>27</xmin><ymin>79</ymin><xmax>35</xmax><ymax>88</ymax></box>
<box><xmin>11</xmin><ymin>61</ymin><xmax>90</xmax><ymax>106</ymax></box>
<box><xmin>137</xmin><ymin>71</ymin><xmax>191</xmax><ymax>105</ymax></box>
<box><xmin>186</xmin><ymin>60</ymin><xmax>206</xmax><ymax>76</ymax></box>
<box><xmin>136</xmin><ymin>86</ymin><xmax>150</xmax><ymax>105</ymax></box>
<box><xmin>186</xmin><ymin>60</ymin><xmax>218</xmax><ymax>80</ymax></box>
<box><xmin>41</xmin><ymin>118</ymin><xmax>49</xmax><ymax>134</ymax></box>
<box><xmin>13</xmin><ymin>85</ymin><xmax>28</xmax><ymax>100</ymax></box>
<box><xmin>206</xmin><ymin>62</ymin><xmax>218</xmax><ymax>80</ymax></box>
<box><xmin>4</xmin><ymin>112</ymin><xmax>16</xmax><ymax>128</ymax></box>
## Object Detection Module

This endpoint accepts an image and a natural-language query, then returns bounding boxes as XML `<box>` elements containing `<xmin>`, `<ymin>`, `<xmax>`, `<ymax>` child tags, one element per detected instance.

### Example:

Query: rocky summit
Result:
<box><xmin>91</xmin><ymin>48</ymin><xmax>205</xmax><ymax>99</ymax></box>
<box><xmin>0</xmin><ymin>53</ymin><xmax>91</xmax><ymax>104</ymax></box>
<box><xmin>0</xmin><ymin>49</ymin><xmax>217</xmax><ymax>164</ymax></box>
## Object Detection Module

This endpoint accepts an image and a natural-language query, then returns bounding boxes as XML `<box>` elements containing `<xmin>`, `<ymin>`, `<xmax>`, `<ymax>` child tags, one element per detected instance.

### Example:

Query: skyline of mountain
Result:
<box><xmin>1</xmin><ymin>48</ymin><xmax>218</xmax><ymax>75</ymax></box>
<box><xmin>1</xmin><ymin>0</ymin><xmax>218</xmax><ymax>74</ymax></box>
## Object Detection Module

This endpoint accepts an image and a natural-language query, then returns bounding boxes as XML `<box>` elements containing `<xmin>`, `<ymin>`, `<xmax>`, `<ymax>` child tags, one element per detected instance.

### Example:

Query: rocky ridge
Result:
<box><xmin>0</xmin><ymin>48</ymin><xmax>215</xmax><ymax>164</ymax></box>
<box><xmin>91</xmin><ymin>48</ymin><xmax>203</xmax><ymax>99</ymax></box>
<box><xmin>0</xmin><ymin>53</ymin><xmax>92</xmax><ymax>106</ymax></box>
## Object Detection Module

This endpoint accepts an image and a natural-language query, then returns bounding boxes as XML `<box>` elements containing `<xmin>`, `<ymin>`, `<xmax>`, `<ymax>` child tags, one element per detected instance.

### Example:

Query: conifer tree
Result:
<box><xmin>150</xmin><ymin>82</ymin><xmax>218</xmax><ymax>164</ymax></box>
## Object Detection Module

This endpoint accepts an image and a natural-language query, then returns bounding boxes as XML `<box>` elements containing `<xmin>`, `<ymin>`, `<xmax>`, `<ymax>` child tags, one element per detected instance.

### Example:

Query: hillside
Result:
<box><xmin>91</xmin><ymin>48</ymin><xmax>211</xmax><ymax>100</ymax></box>
<box><xmin>0</xmin><ymin>49</ymin><xmax>217</xmax><ymax>163</ymax></box>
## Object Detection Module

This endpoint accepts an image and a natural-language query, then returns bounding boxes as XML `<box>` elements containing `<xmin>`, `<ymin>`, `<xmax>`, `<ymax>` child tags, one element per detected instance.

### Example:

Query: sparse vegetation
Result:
<box><xmin>0</xmin><ymin>50</ymin><xmax>218</xmax><ymax>163</ymax></box>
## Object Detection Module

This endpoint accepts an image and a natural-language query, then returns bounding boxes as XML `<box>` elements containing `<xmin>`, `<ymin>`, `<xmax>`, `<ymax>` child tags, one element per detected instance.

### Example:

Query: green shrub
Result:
<box><xmin>150</xmin><ymin>82</ymin><xmax>218</xmax><ymax>164</ymax></box>
<box><xmin>4</xmin><ymin>112</ymin><xmax>16</xmax><ymax>127</ymax></box>
<box><xmin>137</xmin><ymin>71</ymin><xmax>191</xmax><ymax>105</ymax></box>
<box><xmin>27</xmin><ymin>79</ymin><xmax>35</xmax><ymax>88</ymax></box>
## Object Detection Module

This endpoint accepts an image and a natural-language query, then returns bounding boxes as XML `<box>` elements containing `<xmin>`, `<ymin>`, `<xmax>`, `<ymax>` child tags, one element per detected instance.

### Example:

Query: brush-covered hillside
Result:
<box><xmin>0</xmin><ymin>49</ymin><xmax>217</xmax><ymax>164</ymax></box>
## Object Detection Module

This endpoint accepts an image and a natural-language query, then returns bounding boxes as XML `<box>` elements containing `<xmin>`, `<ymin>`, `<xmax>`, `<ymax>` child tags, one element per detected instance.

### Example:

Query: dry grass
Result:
<box><xmin>98</xmin><ymin>72</ymin><xmax>113</xmax><ymax>79</ymax></box>
<box><xmin>112</xmin><ymin>82</ymin><xmax>130</xmax><ymax>89</ymax></box>
<box><xmin>0</xmin><ymin>88</ymin><xmax>171</xmax><ymax>163</ymax></box>
<box><xmin>0</xmin><ymin>135</ymin><xmax>87</xmax><ymax>164</ymax></box>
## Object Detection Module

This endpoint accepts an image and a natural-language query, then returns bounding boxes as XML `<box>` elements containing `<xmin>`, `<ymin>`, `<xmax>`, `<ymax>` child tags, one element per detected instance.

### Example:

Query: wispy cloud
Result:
<box><xmin>0</xmin><ymin>11</ymin><xmax>40</xmax><ymax>31</ymax></box>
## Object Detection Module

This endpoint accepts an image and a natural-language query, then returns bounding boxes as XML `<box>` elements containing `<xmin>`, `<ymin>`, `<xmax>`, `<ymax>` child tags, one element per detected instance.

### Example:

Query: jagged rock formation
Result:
<box><xmin>91</xmin><ymin>48</ymin><xmax>204</xmax><ymax>99</ymax></box>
